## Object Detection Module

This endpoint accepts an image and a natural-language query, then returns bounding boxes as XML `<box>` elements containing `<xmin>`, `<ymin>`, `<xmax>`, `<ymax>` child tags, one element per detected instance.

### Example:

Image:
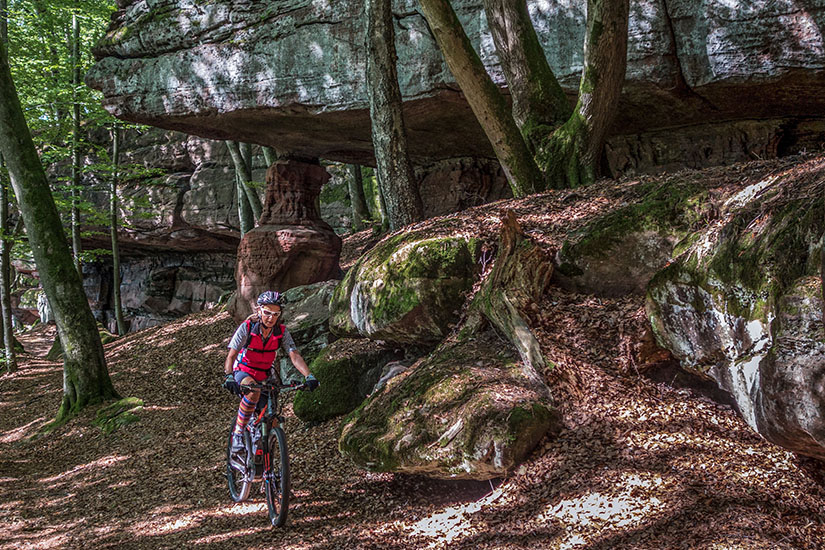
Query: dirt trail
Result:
<box><xmin>0</xmin><ymin>299</ymin><xmax>822</xmax><ymax>550</ymax></box>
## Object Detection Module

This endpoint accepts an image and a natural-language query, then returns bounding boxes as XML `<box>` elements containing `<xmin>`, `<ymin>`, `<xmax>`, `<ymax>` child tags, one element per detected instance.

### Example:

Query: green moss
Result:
<box><xmin>293</xmin><ymin>340</ymin><xmax>401</xmax><ymax>423</ymax></box>
<box><xmin>563</xmin><ymin>178</ymin><xmax>708</xmax><ymax>266</ymax></box>
<box><xmin>94</xmin><ymin>397</ymin><xmax>143</xmax><ymax>434</ymax></box>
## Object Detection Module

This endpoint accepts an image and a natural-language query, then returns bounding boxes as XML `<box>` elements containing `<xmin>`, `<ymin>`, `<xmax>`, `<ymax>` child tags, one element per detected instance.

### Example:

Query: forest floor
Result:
<box><xmin>2</xmin><ymin>155</ymin><xmax>825</xmax><ymax>549</ymax></box>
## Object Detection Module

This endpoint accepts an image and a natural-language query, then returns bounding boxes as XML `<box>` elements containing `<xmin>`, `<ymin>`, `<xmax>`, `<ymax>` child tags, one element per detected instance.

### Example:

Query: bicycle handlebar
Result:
<box><xmin>238</xmin><ymin>381</ymin><xmax>307</xmax><ymax>394</ymax></box>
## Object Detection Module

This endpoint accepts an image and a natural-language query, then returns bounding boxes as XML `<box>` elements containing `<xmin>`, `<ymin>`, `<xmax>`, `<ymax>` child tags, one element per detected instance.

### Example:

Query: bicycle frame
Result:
<box><xmin>247</xmin><ymin>384</ymin><xmax>284</xmax><ymax>481</ymax></box>
<box><xmin>242</xmin><ymin>383</ymin><xmax>306</xmax><ymax>482</ymax></box>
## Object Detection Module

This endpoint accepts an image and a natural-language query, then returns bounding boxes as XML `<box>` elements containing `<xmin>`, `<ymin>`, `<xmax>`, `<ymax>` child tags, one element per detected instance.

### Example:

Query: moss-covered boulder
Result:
<box><xmin>292</xmin><ymin>338</ymin><xmax>404</xmax><ymax>423</ymax></box>
<box><xmin>329</xmin><ymin>233</ymin><xmax>477</xmax><ymax>344</ymax></box>
<box><xmin>279</xmin><ymin>280</ymin><xmax>338</xmax><ymax>383</ymax></box>
<box><xmin>554</xmin><ymin>178</ymin><xmax>711</xmax><ymax>296</ymax></box>
<box><xmin>646</xmin><ymin>161</ymin><xmax>825</xmax><ymax>459</ymax></box>
<box><xmin>339</xmin><ymin>337</ymin><xmax>561</xmax><ymax>480</ymax></box>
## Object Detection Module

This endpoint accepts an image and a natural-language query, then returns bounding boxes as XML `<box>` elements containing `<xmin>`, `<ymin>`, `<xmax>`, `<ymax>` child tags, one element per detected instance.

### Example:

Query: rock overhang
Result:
<box><xmin>87</xmin><ymin>0</ymin><xmax>825</xmax><ymax>165</ymax></box>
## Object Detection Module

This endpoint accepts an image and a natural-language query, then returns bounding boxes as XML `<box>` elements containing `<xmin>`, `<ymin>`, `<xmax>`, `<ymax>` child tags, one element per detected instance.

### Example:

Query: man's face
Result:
<box><xmin>259</xmin><ymin>305</ymin><xmax>282</xmax><ymax>327</ymax></box>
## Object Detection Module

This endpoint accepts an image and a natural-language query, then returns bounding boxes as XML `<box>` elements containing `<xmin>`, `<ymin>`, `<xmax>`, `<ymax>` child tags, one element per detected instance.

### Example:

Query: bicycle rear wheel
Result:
<box><xmin>226</xmin><ymin>419</ymin><xmax>252</xmax><ymax>503</ymax></box>
<box><xmin>265</xmin><ymin>425</ymin><xmax>290</xmax><ymax>527</ymax></box>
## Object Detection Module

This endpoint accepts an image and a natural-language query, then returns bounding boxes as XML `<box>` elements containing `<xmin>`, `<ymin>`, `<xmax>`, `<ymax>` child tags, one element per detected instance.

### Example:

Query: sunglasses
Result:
<box><xmin>260</xmin><ymin>309</ymin><xmax>281</xmax><ymax>317</ymax></box>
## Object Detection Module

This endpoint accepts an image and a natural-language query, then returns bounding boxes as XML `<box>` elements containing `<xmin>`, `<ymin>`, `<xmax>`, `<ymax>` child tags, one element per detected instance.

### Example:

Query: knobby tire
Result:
<box><xmin>265</xmin><ymin>425</ymin><xmax>290</xmax><ymax>527</ymax></box>
<box><xmin>226</xmin><ymin>418</ymin><xmax>252</xmax><ymax>503</ymax></box>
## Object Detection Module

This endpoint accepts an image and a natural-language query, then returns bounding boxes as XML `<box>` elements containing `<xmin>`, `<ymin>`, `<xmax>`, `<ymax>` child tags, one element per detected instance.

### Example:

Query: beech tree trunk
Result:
<box><xmin>543</xmin><ymin>0</ymin><xmax>629</xmax><ymax>188</ymax></box>
<box><xmin>348</xmin><ymin>164</ymin><xmax>370</xmax><ymax>231</ymax></box>
<box><xmin>482</xmin><ymin>0</ymin><xmax>571</xmax><ymax>146</ymax></box>
<box><xmin>226</xmin><ymin>140</ymin><xmax>262</xmax><ymax>222</ymax></box>
<box><xmin>70</xmin><ymin>12</ymin><xmax>82</xmax><ymax>276</ymax></box>
<box><xmin>365</xmin><ymin>0</ymin><xmax>424</xmax><ymax>231</ymax></box>
<box><xmin>418</xmin><ymin>0</ymin><xmax>544</xmax><ymax>197</ymax></box>
<box><xmin>262</xmin><ymin>146</ymin><xmax>277</xmax><ymax>167</ymax></box>
<box><xmin>235</xmin><ymin>171</ymin><xmax>253</xmax><ymax>235</ymax></box>
<box><xmin>0</xmin><ymin>0</ymin><xmax>14</xmax><ymax>373</ymax></box>
<box><xmin>0</xmin><ymin>153</ymin><xmax>13</xmax><ymax>373</ymax></box>
<box><xmin>0</xmin><ymin>40</ymin><xmax>118</xmax><ymax>421</ymax></box>
<box><xmin>110</xmin><ymin>126</ymin><xmax>126</xmax><ymax>336</ymax></box>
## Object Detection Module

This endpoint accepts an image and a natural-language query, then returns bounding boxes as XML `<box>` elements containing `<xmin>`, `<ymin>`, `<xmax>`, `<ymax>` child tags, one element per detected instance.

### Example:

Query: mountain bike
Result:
<box><xmin>225</xmin><ymin>380</ymin><xmax>305</xmax><ymax>527</ymax></box>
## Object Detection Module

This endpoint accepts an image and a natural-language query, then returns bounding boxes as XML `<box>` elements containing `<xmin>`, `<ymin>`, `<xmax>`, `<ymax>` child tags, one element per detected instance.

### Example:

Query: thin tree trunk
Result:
<box><xmin>236</xmin><ymin>172</ymin><xmax>253</xmax><ymax>235</ymax></box>
<box><xmin>70</xmin><ymin>12</ymin><xmax>82</xmax><ymax>276</ymax></box>
<box><xmin>262</xmin><ymin>146</ymin><xmax>277</xmax><ymax>167</ymax></box>
<box><xmin>239</xmin><ymin>142</ymin><xmax>253</xmax><ymax>176</ymax></box>
<box><xmin>0</xmin><ymin>0</ymin><xmax>15</xmax><ymax>372</ymax></box>
<box><xmin>418</xmin><ymin>0</ymin><xmax>544</xmax><ymax>197</ymax></box>
<box><xmin>110</xmin><ymin>126</ymin><xmax>126</xmax><ymax>336</ymax></box>
<box><xmin>543</xmin><ymin>0</ymin><xmax>629</xmax><ymax>188</ymax></box>
<box><xmin>482</xmin><ymin>0</ymin><xmax>571</xmax><ymax>145</ymax></box>
<box><xmin>225</xmin><ymin>140</ymin><xmax>262</xmax><ymax>222</ymax></box>
<box><xmin>348</xmin><ymin>164</ymin><xmax>370</xmax><ymax>231</ymax></box>
<box><xmin>0</xmin><ymin>40</ymin><xmax>118</xmax><ymax>420</ymax></box>
<box><xmin>0</xmin><ymin>158</ymin><xmax>14</xmax><ymax>373</ymax></box>
<box><xmin>366</xmin><ymin>0</ymin><xmax>424</xmax><ymax>231</ymax></box>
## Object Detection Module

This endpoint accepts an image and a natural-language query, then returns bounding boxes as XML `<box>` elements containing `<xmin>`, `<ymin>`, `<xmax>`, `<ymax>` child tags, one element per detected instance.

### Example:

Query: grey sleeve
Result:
<box><xmin>281</xmin><ymin>328</ymin><xmax>298</xmax><ymax>354</ymax></box>
<box><xmin>228</xmin><ymin>322</ymin><xmax>249</xmax><ymax>351</ymax></box>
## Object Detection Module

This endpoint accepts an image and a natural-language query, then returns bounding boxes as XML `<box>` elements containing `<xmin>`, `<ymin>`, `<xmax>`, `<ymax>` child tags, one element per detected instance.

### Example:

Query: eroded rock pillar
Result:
<box><xmin>229</xmin><ymin>160</ymin><xmax>341</xmax><ymax>322</ymax></box>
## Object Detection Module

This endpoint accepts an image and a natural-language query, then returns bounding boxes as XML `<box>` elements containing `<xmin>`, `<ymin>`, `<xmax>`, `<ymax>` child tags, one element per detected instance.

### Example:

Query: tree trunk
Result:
<box><xmin>226</xmin><ymin>140</ymin><xmax>263</xmax><ymax>222</ymax></box>
<box><xmin>418</xmin><ymin>0</ymin><xmax>544</xmax><ymax>197</ymax></box>
<box><xmin>482</xmin><ymin>0</ymin><xmax>571</xmax><ymax>146</ymax></box>
<box><xmin>262</xmin><ymin>146</ymin><xmax>277</xmax><ymax>167</ymax></box>
<box><xmin>0</xmin><ymin>155</ymin><xmax>13</xmax><ymax>373</ymax></box>
<box><xmin>70</xmin><ymin>12</ymin><xmax>82</xmax><ymax>276</ymax></box>
<box><xmin>348</xmin><ymin>164</ymin><xmax>370</xmax><ymax>231</ymax></box>
<box><xmin>110</xmin><ymin>126</ymin><xmax>126</xmax><ymax>336</ymax></box>
<box><xmin>0</xmin><ymin>0</ymin><xmax>14</xmax><ymax>373</ymax></box>
<box><xmin>235</xmin><ymin>171</ymin><xmax>253</xmax><ymax>235</ymax></box>
<box><xmin>0</xmin><ymin>40</ymin><xmax>118</xmax><ymax>421</ymax></box>
<box><xmin>542</xmin><ymin>0</ymin><xmax>629</xmax><ymax>188</ymax></box>
<box><xmin>365</xmin><ymin>0</ymin><xmax>424</xmax><ymax>231</ymax></box>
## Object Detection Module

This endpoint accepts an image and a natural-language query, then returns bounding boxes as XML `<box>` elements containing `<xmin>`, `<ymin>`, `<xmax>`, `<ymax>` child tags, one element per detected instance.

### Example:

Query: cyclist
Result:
<box><xmin>222</xmin><ymin>290</ymin><xmax>319</xmax><ymax>457</ymax></box>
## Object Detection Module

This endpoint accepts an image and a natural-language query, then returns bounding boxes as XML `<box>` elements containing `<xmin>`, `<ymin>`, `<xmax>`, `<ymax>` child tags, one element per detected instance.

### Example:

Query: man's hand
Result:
<box><xmin>223</xmin><ymin>373</ymin><xmax>241</xmax><ymax>396</ymax></box>
<box><xmin>305</xmin><ymin>373</ymin><xmax>319</xmax><ymax>391</ymax></box>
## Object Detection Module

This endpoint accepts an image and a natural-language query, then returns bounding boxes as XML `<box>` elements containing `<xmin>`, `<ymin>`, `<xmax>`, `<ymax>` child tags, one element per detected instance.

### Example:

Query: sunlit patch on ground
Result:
<box><xmin>40</xmin><ymin>454</ymin><xmax>130</xmax><ymax>484</ymax></box>
<box><xmin>538</xmin><ymin>473</ymin><xmax>666</xmax><ymax>529</ymax></box>
<box><xmin>0</xmin><ymin>417</ymin><xmax>48</xmax><ymax>443</ymax></box>
<box><xmin>407</xmin><ymin>488</ymin><xmax>505</xmax><ymax>547</ymax></box>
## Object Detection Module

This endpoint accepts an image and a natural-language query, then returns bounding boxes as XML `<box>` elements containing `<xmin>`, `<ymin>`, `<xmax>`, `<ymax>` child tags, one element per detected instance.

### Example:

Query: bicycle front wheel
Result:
<box><xmin>265</xmin><ymin>425</ymin><xmax>290</xmax><ymax>527</ymax></box>
<box><xmin>226</xmin><ymin>419</ymin><xmax>252</xmax><ymax>503</ymax></box>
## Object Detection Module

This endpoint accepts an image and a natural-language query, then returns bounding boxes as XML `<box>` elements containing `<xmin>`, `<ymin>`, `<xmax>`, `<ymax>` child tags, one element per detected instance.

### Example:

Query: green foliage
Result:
<box><xmin>6</xmin><ymin>0</ymin><xmax>116</xmax><ymax>144</ymax></box>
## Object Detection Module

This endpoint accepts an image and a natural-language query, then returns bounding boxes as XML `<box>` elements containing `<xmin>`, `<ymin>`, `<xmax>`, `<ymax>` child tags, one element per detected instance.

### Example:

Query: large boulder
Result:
<box><xmin>646</xmin><ymin>158</ymin><xmax>825</xmax><ymax>459</ymax></box>
<box><xmin>229</xmin><ymin>160</ymin><xmax>342</xmax><ymax>322</ymax></box>
<box><xmin>88</xmin><ymin>1</ymin><xmax>825</xmax><ymax>173</ymax></box>
<box><xmin>329</xmin><ymin>233</ymin><xmax>478</xmax><ymax>344</ymax></box>
<box><xmin>293</xmin><ymin>338</ymin><xmax>405</xmax><ymax>424</ymax></box>
<box><xmin>339</xmin><ymin>338</ymin><xmax>561</xmax><ymax>480</ymax></box>
<box><xmin>553</xmin><ymin>177</ymin><xmax>712</xmax><ymax>296</ymax></box>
